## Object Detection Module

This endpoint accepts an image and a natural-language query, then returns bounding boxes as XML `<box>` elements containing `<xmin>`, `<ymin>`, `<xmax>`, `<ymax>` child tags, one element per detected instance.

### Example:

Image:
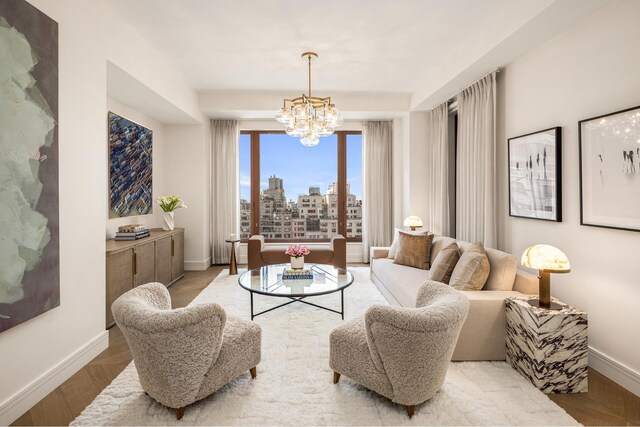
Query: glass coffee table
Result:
<box><xmin>238</xmin><ymin>264</ymin><xmax>354</xmax><ymax>320</ymax></box>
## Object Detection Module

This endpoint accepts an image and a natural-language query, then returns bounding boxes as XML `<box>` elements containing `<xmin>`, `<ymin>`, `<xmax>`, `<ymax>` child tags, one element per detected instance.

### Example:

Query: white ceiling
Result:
<box><xmin>107</xmin><ymin>0</ymin><xmax>511</xmax><ymax>94</ymax></box>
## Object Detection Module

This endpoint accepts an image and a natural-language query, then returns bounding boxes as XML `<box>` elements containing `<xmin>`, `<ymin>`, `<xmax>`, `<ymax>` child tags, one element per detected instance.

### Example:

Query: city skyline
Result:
<box><xmin>239</xmin><ymin>133</ymin><xmax>362</xmax><ymax>202</ymax></box>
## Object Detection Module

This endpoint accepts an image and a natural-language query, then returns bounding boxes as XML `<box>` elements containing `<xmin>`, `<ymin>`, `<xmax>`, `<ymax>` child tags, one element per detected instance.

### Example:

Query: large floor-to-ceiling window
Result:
<box><xmin>239</xmin><ymin>131</ymin><xmax>362</xmax><ymax>242</ymax></box>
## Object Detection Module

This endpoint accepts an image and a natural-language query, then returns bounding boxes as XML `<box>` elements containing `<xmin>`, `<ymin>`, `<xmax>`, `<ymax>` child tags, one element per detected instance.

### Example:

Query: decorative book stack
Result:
<box><xmin>115</xmin><ymin>224</ymin><xmax>150</xmax><ymax>241</ymax></box>
<box><xmin>282</xmin><ymin>269</ymin><xmax>313</xmax><ymax>280</ymax></box>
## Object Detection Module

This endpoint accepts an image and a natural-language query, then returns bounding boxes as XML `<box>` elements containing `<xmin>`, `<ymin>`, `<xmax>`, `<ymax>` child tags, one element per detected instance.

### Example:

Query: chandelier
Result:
<box><xmin>274</xmin><ymin>52</ymin><xmax>343</xmax><ymax>146</ymax></box>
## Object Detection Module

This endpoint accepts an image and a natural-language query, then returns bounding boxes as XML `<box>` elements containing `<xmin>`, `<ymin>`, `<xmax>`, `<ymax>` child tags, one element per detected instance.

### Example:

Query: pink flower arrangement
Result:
<box><xmin>285</xmin><ymin>244</ymin><xmax>310</xmax><ymax>258</ymax></box>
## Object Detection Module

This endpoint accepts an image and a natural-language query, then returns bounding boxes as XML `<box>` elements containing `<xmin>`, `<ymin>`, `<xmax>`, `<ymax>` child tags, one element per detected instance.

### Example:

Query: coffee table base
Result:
<box><xmin>249</xmin><ymin>289</ymin><xmax>344</xmax><ymax>320</ymax></box>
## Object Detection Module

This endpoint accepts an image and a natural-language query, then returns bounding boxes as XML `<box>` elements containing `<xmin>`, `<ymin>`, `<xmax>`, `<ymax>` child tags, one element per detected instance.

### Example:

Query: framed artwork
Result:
<box><xmin>108</xmin><ymin>112</ymin><xmax>153</xmax><ymax>218</ymax></box>
<box><xmin>0</xmin><ymin>0</ymin><xmax>60</xmax><ymax>332</ymax></box>
<box><xmin>508</xmin><ymin>127</ymin><xmax>562</xmax><ymax>222</ymax></box>
<box><xmin>579</xmin><ymin>105</ymin><xmax>640</xmax><ymax>232</ymax></box>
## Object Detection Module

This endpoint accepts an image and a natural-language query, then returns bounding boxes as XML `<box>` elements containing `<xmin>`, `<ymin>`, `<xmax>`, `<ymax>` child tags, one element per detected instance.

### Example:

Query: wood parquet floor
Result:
<box><xmin>12</xmin><ymin>266</ymin><xmax>640</xmax><ymax>426</ymax></box>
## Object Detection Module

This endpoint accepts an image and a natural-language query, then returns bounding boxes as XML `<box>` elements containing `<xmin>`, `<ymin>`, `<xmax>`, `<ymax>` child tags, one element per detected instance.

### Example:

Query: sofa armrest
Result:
<box><xmin>330</xmin><ymin>234</ymin><xmax>346</xmax><ymax>249</ymax></box>
<box><xmin>248</xmin><ymin>234</ymin><xmax>264</xmax><ymax>250</ymax></box>
<box><xmin>370</xmin><ymin>246</ymin><xmax>390</xmax><ymax>259</ymax></box>
<box><xmin>331</xmin><ymin>235</ymin><xmax>346</xmax><ymax>269</ymax></box>
<box><xmin>248</xmin><ymin>235</ymin><xmax>265</xmax><ymax>270</ymax></box>
<box><xmin>513</xmin><ymin>269</ymin><xmax>538</xmax><ymax>295</ymax></box>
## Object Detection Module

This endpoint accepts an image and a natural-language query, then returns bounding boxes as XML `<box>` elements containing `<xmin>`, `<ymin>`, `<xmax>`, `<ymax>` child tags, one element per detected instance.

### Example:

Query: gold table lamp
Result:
<box><xmin>521</xmin><ymin>244</ymin><xmax>570</xmax><ymax>310</ymax></box>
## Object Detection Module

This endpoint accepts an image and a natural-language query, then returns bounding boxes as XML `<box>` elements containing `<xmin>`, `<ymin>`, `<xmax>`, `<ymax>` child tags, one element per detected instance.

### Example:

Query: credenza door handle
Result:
<box><xmin>171</xmin><ymin>238</ymin><xmax>175</xmax><ymax>257</ymax></box>
<box><xmin>133</xmin><ymin>251</ymin><xmax>137</xmax><ymax>275</ymax></box>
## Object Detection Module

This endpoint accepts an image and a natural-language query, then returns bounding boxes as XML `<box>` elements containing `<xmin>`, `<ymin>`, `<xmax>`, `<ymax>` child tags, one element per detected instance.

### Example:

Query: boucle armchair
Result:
<box><xmin>329</xmin><ymin>282</ymin><xmax>469</xmax><ymax>418</ymax></box>
<box><xmin>111</xmin><ymin>283</ymin><xmax>261</xmax><ymax>420</ymax></box>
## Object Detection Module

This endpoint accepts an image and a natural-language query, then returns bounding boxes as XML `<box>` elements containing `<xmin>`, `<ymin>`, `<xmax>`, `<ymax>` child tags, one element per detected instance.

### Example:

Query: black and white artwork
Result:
<box><xmin>580</xmin><ymin>105</ymin><xmax>640</xmax><ymax>232</ymax></box>
<box><xmin>508</xmin><ymin>127</ymin><xmax>562</xmax><ymax>222</ymax></box>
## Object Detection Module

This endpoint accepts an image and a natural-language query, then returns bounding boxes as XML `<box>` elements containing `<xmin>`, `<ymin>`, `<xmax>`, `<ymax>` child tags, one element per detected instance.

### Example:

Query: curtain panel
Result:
<box><xmin>426</xmin><ymin>102</ymin><xmax>450</xmax><ymax>237</ymax></box>
<box><xmin>362</xmin><ymin>121</ymin><xmax>393</xmax><ymax>262</ymax></box>
<box><xmin>456</xmin><ymin>72</ymin><xmax>497</xmax><ymax>248</ymax></box>
<box><xmin>210</xmin><ymin>119</ymin><xmax>239</xmax><ymax>265</ymax></box>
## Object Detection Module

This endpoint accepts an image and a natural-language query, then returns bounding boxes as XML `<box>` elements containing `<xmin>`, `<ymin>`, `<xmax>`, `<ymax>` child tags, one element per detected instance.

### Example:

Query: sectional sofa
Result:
<box><xmin>370</xmin><ymin>235</ymin><xmax>539</xmax><ymax>361</ymax></box>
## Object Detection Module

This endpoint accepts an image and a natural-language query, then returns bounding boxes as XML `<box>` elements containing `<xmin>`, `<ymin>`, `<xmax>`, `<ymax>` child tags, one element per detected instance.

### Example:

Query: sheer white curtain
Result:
<box><xmin>210</xmin><ymin>119</ymin><xmax>239</xmax><ymax>265</ymax></box>
<box><xmin>362</xmin><ymin>121</ymin><xmax>393</xmax><ymax>262</ymax></box>
<box><xmin>456</xmin><ymin>72</ymin><xmax>497</xmax><ymax>247</ymax></box>
<box><xmin>426</xmin><ymin>102</ymin><xmax>450</xmax><ymax>237</ymax></box>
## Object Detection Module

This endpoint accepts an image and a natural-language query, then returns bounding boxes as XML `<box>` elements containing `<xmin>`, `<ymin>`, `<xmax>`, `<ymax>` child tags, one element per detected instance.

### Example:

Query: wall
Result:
<box><xmin>164</xmin><ymin>122</ymin><xmax>211</xmax><ymax>270</ymax></box>
<box><xmin>106</xmin><ymin>98</ymin><xmax>165</xmax><ymax>238</ymax></box>
<box><xmin>0</xmin><ymin>1</ymin><xmax>108</xmax><ymax>423</ymax></box>
<box><xmin>0</xmin><ymin>1</ymin><xmax>204</xmax><ymax>424</ymax></box>
<box><xmin>497</xmin><ymin>0</ymin><xmax>640</xmax><ymax>394</ymax></box>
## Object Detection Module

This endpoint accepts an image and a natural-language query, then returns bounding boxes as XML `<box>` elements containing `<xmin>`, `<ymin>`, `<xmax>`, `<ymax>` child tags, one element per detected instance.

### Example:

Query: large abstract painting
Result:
<box><xmin>508</xmin><ymin>127</ymin><xmax>562</xmax><ymax>222</ymax></box>
<box><xmin>108</xmin><ymin>112</ymin><xmax>153</xmax><ymax>218</ymax></box>
<box><xmin>580</xmin><ymin>105</ymin><xmax>640</xmax><ymax>232</ymax></box>
<box><xmin>0</xmin><ymin>0</ymin><xmax>59</xmax><ymax>332</ymax></box>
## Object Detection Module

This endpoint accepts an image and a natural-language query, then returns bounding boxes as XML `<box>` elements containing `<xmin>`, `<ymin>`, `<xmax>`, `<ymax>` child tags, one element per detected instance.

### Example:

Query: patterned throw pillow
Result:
<box><xmin>393</xmin><ymin>232</ymin><xmax>434</xmax><ymax>270</ymax></box>
<box><xmin>449</xmin><ymin>242</ymin><xmax>490</xmax><ymax>291</ymax></box>
<box><xmin>429</xmin><ymin>242</ymin><xmax>460</xmax><ymax>284</ymax></box>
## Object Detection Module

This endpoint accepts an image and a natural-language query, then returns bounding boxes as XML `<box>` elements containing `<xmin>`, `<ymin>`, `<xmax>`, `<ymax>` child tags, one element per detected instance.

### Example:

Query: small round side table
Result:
<box><xmin>225</xmin><ymin>239</ymin><xmax>241</xmax><ymax>275</ymax></box>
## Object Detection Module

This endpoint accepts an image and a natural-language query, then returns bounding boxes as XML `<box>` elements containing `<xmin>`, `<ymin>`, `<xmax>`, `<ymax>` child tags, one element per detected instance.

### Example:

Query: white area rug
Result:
<box><xmin>73</xmin><ymin>268</ymin><xmax>579</xmax><ymax>426</ymax></box>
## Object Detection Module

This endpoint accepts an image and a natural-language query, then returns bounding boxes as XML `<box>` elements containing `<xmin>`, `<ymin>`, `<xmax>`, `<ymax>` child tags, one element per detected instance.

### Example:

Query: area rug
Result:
<box><xmin>72</xmin><ymin>267</ymin><xmax>579</xmax><ymax>426</ymax></box>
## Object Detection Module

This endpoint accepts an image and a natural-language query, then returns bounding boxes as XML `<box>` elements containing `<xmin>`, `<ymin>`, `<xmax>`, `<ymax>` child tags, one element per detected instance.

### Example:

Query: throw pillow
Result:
<box><xmin>429</xmin><ymin>242</ymin><xmax>460</xmax><ymax>284</ymax></box>
<box><xmin>449</xmin><ymin>242</ymin><xmax>490</xmax><ymax>291</ymax></box>
<box><xmin>393</xmin><ymin>231</ymin><xmax>434</xmax><ymax>270</ymax></box>
<box><xmin>387</xmin><ymin>228</ymin><xmax>429</xmax><ymax>259</ymax></box>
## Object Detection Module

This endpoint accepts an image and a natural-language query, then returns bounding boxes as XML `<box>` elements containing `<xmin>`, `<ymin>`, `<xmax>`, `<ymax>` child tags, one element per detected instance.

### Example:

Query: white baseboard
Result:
<box><xmin>184</xmin><ymin>257</ymin><xmax>212</xmax><ymax>271</ymax></box>
<box><xmin>589</xmin><ymin>346</ymin><xmax>640</xmax><ymax>397</ymax></box>
<box><xmin>0</xmin><ymin>330</ymin><xmax>109</xmax><ymax>425</ymax></box>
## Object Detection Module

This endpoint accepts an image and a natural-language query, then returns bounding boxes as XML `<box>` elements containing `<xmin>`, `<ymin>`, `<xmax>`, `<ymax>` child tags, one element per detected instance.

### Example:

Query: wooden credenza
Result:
<box><xmin>105</xmin><ymin>228</ymin><xmax>185</xmax><ymax>328</ymax></box>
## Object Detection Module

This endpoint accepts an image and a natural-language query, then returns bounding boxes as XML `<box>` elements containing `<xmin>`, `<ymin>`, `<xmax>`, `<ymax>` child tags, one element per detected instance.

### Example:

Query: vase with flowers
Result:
<box><xmin>157</xmin><ymin>195</ymin><xmax>187</xmax><ymax>231</ymax></box>
<box><xmin>286</xmin><ymin>245</ymin><xmax>310</xmax><ymax>269</ymax></box>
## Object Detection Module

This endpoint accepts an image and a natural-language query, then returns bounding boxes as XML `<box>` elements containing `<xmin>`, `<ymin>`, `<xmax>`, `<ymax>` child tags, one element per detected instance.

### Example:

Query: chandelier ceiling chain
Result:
<box><xmin>274</xmin><ymin>52</ymin><xmax>343</xmax><ymax>147</ymax></box>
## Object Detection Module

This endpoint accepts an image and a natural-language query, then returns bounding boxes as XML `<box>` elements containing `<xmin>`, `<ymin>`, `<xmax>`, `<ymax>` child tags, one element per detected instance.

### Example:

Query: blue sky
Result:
<box><xmin>239</xmin><ymin>133</ymin><xmax>362</xmax><ymax>201</ymax></box>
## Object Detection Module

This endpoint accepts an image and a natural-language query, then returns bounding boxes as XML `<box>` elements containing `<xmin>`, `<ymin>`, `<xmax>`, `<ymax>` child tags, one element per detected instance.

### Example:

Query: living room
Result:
<box><xmin>1</xmin><ymin>0</ymin><xmax>639</xmax><ymax>425</ymax></box>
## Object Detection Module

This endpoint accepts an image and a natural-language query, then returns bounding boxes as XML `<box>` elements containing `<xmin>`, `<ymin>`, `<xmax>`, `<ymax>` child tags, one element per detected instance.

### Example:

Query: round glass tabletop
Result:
<box><xmin>238</xmin><ymin>264</ymin><xmax>354</xmax><ymax>298</ymax></box>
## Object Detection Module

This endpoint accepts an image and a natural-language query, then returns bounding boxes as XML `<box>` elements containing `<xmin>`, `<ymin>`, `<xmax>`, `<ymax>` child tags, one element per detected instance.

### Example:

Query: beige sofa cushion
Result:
<box><xmin>388</xmin><ymin>228</ymin><xmax>429</xmax><ymax>259</ymax></box>
<box><xmin>371</xmin><ymin>258</ymin><xmax>429</xmax><ymax>307</ymax></box>
<box><xmin>457</xmin><ymin>241</ymin><xmax>517</xmax><ymax>291</ymax></box>
<box><xmin>450</xmin><ymin>242</ymin><xmax>490</xmax><ymax>291</ymax></box>
<box><xmin>429</xmin><ymin>242</ymin><xmax>460</xmax><ymax>284</ymax></box>
<box><xmin>430</xmin><ymin>235</ymin><xmax>457</xmax><ymax>266</ymax></box>
<box><xmin>393</xmin><ymin>232</ymin><xmax>433</xmax><ymax>270</ymax></box>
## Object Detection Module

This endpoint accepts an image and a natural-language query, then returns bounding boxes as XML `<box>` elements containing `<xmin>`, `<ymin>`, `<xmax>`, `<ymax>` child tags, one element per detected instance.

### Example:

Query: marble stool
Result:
<box><xmin>506</xmin><ymin>296</ymin><xmax>588</xmax><ymax>393</ymax></box>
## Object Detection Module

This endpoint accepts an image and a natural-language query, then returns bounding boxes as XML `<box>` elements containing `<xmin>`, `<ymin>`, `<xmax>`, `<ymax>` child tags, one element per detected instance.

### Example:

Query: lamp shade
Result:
<box><xmin>521</xmin><ymin>244</ymin><xmax>570</xmax><ymax>272</ymax></box>
<box><xmin>403</xmin><ymin>216</ymin><xmax>423</xmax><ymax>228</ymax></box>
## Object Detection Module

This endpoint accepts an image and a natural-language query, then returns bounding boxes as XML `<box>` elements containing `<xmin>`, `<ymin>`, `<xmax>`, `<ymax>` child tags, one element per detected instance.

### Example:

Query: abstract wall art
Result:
<box><xmin>0</xmin><ymin>0</ymin><xmax>60</xmax><ymax>332</ymax></box>
<box><xmin>508</xmin><ymin>127</ymin><xmax>562</xmax><ymax>222</ymax></box>
<box><xmin>108</xmin><ymin>112</ymin><xmax>153</xmax><ymax>218</ymax></box>
<box><xmin>579</xmin><ymin>105</ymin><xmax>640</xmax><ymax>232</ymax></box>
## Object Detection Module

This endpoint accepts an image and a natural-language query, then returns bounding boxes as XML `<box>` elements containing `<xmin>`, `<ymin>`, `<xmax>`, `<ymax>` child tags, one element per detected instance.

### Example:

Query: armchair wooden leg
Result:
<box><xmin>333</xmin><ymin>371</ymin><xmax>341</xmax><ymax>384</ymax></box>
<box><xmin>176</xmin><ymin>407</ymin><xmax>185</xmax><ymax>420</ymax></box>
<box><xmin>250</xmin><ymin>367</ymin><xmax>257</xmax><ymax>379</ymax></box>
<box><xmin>405</xmin><ymin>405</ymin><xmax>415</xmax><ymax>418</ymax></box>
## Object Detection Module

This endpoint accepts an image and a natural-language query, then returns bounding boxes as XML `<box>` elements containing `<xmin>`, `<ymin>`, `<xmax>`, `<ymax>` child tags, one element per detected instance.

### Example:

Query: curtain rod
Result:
<box><xmin>447</xmin><ymin>67</ymin><xmax>500</xmax><ymax>104</ymax></box>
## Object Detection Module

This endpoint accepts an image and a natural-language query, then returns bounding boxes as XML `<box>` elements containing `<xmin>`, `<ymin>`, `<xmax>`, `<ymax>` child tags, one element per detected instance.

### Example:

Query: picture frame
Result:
<box><xmin>108</xmin><ymin>111</ymin><xmax>153</xmax><ymax>218</ymax></box>
<box><xmin>508</xmin><ymin>127</ymin><xmax>562</xmax><ymax>222</ymax></box>
<box><xmin>579</xmin><ymin>105</ymin><xmax>640</xmax><ymax>232</ymax></box>
<box><xmin>0</xmin><ymin>0</ymin><xmax>60</xmax><ymax>333</ymax></box>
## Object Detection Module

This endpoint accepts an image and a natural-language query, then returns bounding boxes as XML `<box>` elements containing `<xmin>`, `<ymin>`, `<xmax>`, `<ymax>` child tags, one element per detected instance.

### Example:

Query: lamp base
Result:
<box><xmin>528</xmin><ymin>298</ymin><xmax>563</xmax><ymax>310</ymax></box>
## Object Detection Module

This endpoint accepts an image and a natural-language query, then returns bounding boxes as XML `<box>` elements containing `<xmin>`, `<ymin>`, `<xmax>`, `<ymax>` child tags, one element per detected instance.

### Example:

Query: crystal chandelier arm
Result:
<box><xmin>308</xmin><ymin>53</ymin><xmax>312</xmax><ymax>97</ymax></box>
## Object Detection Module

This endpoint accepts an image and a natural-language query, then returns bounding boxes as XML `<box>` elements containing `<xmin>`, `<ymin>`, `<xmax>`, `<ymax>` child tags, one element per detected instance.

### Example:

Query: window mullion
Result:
<box><xmin>338</xmin><ymin>132</ymin><xmax>347</xmax><ymax>238</ymax></box>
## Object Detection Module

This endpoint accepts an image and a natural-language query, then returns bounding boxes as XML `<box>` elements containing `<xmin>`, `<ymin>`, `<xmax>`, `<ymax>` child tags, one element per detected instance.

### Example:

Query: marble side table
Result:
<box><xmin>505</xmin><ymin>297</ymin><xmax>588</xmax><ymax>393</ymax></box>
